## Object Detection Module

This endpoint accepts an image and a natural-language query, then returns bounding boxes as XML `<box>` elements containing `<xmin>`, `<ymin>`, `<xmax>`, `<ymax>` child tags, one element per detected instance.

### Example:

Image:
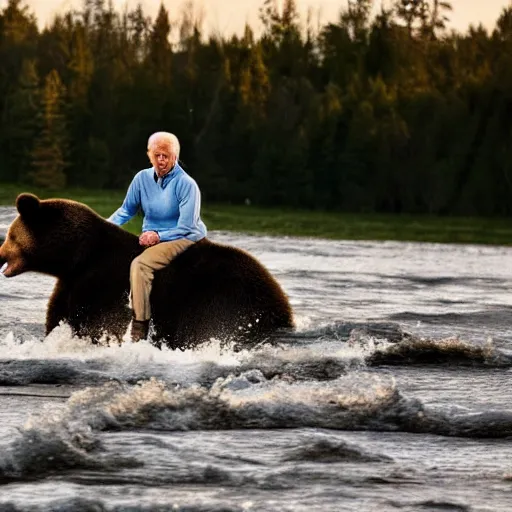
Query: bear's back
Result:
<box><xmin>150</xmin><ymin>238</ymin><xmax>293</xmax><ymax>349</ymax></box>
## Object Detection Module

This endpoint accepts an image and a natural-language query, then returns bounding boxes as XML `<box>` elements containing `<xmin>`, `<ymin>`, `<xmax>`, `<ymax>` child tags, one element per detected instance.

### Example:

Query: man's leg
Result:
<box><xmin>129</xmin><ymin>238</ymin><xmax>194</xmax><ymax>341</ymax></box>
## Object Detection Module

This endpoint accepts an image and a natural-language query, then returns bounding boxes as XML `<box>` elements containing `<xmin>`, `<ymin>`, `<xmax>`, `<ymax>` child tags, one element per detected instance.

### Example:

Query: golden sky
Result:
<box><xmin>13</xmin><ymin>0</ymin><xmax>512</xmax><ymax>35</ymax></box>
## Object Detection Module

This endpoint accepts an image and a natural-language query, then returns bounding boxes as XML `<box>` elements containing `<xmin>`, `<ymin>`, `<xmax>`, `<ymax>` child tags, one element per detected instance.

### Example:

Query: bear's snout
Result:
<box><xmin>0</xmin><ymin>238</ymin><xmax>23</xmax><ymax>277</ymax></box>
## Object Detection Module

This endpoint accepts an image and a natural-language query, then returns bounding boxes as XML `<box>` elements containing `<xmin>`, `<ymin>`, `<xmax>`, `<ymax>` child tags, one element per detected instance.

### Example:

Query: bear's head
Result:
<box><xmin>0</xmin><ymin>193</ymin><xmax>98</xmax><ymax>278</ymax></box>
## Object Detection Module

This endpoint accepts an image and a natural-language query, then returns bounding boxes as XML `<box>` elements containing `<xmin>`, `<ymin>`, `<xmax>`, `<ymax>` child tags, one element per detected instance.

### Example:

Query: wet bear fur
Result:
<box><xmin>0</xmin><ymin>193</ymin><xmax>294</xmax><ymax>349</ymax></box>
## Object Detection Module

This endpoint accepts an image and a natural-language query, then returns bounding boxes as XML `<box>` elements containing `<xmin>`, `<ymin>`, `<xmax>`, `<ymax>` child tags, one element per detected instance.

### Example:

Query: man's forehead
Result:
<box><xmin>152</xmin><ymin>143</ymin><xmax>172</xmax><ymax>154</ymax></box>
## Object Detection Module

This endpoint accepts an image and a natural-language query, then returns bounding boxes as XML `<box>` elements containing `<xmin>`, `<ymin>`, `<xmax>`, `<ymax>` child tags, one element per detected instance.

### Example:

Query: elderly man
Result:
<box><xmin>108</xmin><ymin>131</ymin><xmax>207</xmax><ymax>342</ymax></box>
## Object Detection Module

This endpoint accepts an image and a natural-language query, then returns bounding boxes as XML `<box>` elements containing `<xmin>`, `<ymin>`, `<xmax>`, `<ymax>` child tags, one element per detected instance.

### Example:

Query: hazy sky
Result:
<box><xmin>10</xmin><ymin>0</ymin><xmax>512</xmax><ymax>35</ymax></box>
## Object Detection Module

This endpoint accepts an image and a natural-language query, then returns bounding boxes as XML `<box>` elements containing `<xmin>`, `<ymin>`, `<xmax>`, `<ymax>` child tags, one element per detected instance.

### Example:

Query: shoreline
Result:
<box><xmin>0</xmin><ymin>184</ymin><xmax>511</xmax><ymax>247</ymax></box>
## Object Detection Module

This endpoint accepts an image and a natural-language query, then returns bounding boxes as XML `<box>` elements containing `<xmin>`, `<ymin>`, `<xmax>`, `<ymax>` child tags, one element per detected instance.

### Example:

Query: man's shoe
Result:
<box><xmin>130</xmin><ymin>319</ymin><xmax>150</xmax><ymax>342</ymax></box>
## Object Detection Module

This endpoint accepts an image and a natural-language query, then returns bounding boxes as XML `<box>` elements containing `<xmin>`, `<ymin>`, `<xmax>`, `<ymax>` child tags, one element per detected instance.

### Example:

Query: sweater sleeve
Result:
<box><xmin>107</xmin><ymin>175</ymin><xmax>141</xmax><ymax>226</ymax></box>
<box><xmin>157</xmin><ymin>178</ymin><xmax>202</xmax><ymax>241</ymax></box>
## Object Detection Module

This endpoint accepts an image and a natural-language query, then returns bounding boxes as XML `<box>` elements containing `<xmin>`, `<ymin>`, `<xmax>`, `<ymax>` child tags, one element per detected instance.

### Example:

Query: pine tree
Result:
<box><xmin>394</xmin><ymin>0</ymin><xmax>429</xmax><ymax>37</ymax></box>
<box><xmin>259</xmin><ymin>0</ymin><xmax>281</xmax><ymax>41</ymax></box>
<box><xmin>428</xmin><ymin>0</ymin><xmax>453</xmax><ymax>38</ymax></box>
<box><xmin>0</xmin><ymin>0</ymin><xmax>39</xmax><ymax>178</ymax></box>
<box><xmin>68</xmin><ymin>24</ymin><xmax>93</xmax><ymax>105</ymax></box>
<box><xmin>148</xmin><ymin>3</ymin><xmax>172</xmax><ymax>85</ymax></box>
<box><xmin>1</xmin><ymin>58</ymin><xmax>40</xmax><ymax>182</ymax></box>
<box><xmin>30</xmin><ymin>69</ymin><xmax>69</xmax><ymax>188</ymax></box>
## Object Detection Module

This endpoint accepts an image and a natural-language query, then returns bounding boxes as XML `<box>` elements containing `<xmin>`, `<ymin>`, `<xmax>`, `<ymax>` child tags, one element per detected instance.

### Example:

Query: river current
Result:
<box><xmin>1</xmin><ymin>206</ymin><xmax>512</xmax><ymax>511</ymax></box>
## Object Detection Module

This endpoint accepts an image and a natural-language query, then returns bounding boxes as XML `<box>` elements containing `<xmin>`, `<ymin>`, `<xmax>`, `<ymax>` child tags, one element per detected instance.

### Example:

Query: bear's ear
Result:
<box><xmin>16</xmin><ymin>193</ymin><xmax>41</xmax><ymax>220</ymax></box>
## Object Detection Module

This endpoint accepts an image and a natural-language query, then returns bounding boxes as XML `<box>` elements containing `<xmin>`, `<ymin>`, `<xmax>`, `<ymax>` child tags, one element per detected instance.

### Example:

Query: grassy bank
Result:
<box><xmin>1</xmin><ymin>183</ymin><xmax>511</xmax><ymax>246</ymax></box>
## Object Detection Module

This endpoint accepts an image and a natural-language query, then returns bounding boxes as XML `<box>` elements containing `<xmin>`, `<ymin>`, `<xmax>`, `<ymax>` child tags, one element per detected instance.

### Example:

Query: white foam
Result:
<box><xmin>19</xmin><ymin>370</ymin><xmax>398</xmax><ymax>437</ymax></box>
<box><xmin>0</xmin><ymin>323</ymin><xmax>258</xmax><ymax>387</ymax></box>
<box><xmin>0</xmin><ymin>322</ymin><xmax>242</xmax><ymax>363</ymax></box>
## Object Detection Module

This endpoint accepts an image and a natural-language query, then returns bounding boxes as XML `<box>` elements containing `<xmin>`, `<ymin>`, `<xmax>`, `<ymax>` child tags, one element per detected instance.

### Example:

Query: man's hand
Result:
<box><xmin>139</xmin><ymin>231</ymin><xmax>160</xmax><ymax>247</ymax></box>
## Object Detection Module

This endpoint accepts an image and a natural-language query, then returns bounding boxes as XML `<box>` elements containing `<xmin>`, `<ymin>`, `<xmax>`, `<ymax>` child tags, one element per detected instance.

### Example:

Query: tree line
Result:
<box><xmin>1</xmin><ymin>0</ymin><xmax>511</xmax><ymax>216</ymax></box>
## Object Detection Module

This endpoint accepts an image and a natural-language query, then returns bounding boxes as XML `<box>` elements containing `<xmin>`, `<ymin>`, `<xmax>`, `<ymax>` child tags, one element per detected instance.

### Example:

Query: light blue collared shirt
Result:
<box><xmin>108</xmin><ymin>163</ymin><xmax>207</xmax><ymax>242</ymax></box>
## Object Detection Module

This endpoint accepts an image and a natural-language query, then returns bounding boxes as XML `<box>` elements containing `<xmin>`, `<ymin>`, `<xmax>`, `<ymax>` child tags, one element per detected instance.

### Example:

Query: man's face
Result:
<box><xmin>149</xmin><ymin>143</ymin><xmax>176</xmax><ymax>177</ymax></box>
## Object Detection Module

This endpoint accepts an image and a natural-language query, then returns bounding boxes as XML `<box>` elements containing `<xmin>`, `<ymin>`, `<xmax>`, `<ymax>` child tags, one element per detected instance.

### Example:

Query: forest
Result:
<box><xmin>0</xmin><ymin>0</ymin><xmax>511</xmax><ymax>216</ymax></box>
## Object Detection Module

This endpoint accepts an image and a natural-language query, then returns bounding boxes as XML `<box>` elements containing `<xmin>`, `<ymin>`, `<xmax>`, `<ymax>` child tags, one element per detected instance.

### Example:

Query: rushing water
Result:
<box><xmin>1</xmin><ymin>205</ymin><xmax>512</xmax><ymax>511</ymax></box>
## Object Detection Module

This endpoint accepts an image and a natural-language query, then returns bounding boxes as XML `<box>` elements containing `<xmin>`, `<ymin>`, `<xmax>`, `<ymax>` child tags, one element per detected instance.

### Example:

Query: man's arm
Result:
<box><xmin>157</xmin><ymin>179</ymin><xmax>202</xmax><ymax>241</ymax></box>
<box><xmin>107</xmin><ymin>175</ymin><xmax>141</xmax><ymax>226</ymax></box>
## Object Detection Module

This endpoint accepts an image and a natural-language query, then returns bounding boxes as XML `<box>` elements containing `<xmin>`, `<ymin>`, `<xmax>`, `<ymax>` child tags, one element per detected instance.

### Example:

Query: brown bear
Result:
<box><xmin>0</xmin><ymin>193</ymin><xmax>294</xmax><ymax>349</ymax></box>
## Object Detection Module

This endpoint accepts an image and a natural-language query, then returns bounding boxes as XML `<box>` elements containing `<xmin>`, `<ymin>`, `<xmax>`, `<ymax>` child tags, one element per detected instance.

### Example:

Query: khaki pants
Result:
<box><xmin>130</xmin><ymin>238</ymin><xmax>194</xmax><ymax>321</ymax></box>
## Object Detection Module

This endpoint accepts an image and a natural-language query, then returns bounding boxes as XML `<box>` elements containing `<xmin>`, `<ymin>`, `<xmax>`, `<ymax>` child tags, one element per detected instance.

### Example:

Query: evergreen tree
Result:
<box><xmin>148</xmin><ymin>4</ymin><xmax>172</xmax><ymax>85</ymax></box>
<box><xmin>0</xmin><ymin>0</ymin><xmax>511</xmax><ymax>215</ymax></box>
<box><xmin>1</xmin><ymin>58</ymin><xmax>40</xmax><ymax>182</ymax></box>
<box><xmin>428</xmin><ymin>0</ymin><xmax>453</xmax><ymax>38</ymax></box>
<box><xmin>30</xmin><ymin>69</ymin><xmax>69</xmax><ymax>188</ymax></box>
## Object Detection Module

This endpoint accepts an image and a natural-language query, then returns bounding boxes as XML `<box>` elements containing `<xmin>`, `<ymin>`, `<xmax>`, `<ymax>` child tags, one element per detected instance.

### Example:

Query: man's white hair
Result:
<box><xmin>147</xmin><ymin>132</ymin><xmax>180</xmax><ymax>159</ymax></box>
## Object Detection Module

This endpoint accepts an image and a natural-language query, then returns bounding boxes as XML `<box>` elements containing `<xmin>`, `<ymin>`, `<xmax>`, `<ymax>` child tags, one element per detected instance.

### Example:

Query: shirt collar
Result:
<box><xmin>153</xmin><ymin>163</ymin><xmax>180</xmax><ymax>186</ymax></box>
